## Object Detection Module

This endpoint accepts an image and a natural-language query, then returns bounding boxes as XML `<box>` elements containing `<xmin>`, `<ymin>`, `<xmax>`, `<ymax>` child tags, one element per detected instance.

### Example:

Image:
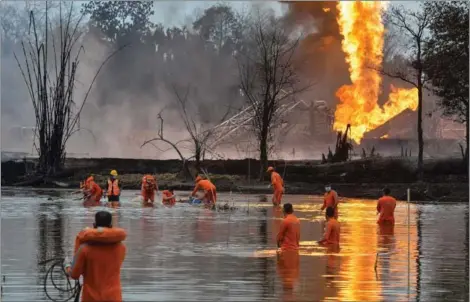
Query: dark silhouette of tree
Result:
<box><xmin>14</xmin><ymin>3</ymin><xmax>125</xmax><ymax>175</ymax></box>
<box><xmin>193</xmin><ymin>4</ymin><xmax>244</xmax><ymax>55</ymax></box>
<box><xmin>142</xmin><ymin>84</ymin><xmax>230</xmax><ymax>174</ymax></box>
<box><xmin>237</xmin><ymin>10</ymin><xmax>308</xmax><ymax>179</ymax></box>
<box><xmin>81</xmin><ymin>1</ymin><xmax>154</xmax><ymax>46</ymax></box>
<box><xmin>423</xmin><ymin>1</ymin><xmax>469</xmax><ymax>163</ymax></box>
<box><xmin>380</xmin><ymin>4</ymin><xmax>431</xmax><ymax>180</ymax></box>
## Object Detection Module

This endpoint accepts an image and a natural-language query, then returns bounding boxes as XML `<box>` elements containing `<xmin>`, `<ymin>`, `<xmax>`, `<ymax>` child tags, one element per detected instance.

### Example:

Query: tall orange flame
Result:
<box><xmin>334</xmin><ymin>1</ymin><xmax>418</xmax><ymax>144</ymax></box>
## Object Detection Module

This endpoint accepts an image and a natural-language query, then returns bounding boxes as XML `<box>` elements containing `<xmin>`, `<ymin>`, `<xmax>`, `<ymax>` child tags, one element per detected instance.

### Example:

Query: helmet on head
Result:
<box><xmin>266</xmin><ymin>166</ymin><xmax>274</xmax><ymax>173</ymax></box>
<box><xmin>110</xmin><ymin>170</ymin><xmax>118</xmax><ymax>176</ymax></box>
<box><xmin>195</xmin><ymin>175</ymin><xmax>202</xmax><ymax>182</ymax></box>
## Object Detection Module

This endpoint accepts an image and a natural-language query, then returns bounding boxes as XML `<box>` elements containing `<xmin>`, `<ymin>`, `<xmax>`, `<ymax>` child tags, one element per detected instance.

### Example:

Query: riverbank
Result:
<box><xmin>1</xmin><ymin>156</ymin><xmax>467</xmax><ymax>202</ymax></box>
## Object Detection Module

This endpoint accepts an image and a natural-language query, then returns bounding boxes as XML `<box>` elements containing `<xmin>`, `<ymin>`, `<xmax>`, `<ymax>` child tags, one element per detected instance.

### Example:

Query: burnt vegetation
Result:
<box><xmin>1</xmin><ymin>1</ymin><xmax>468</xmax><ymax>181</ymax></box>
<box><xmin>12</xmin><ymin>3</ymin><xmax>124</xmax><ymax>176</ymax></box>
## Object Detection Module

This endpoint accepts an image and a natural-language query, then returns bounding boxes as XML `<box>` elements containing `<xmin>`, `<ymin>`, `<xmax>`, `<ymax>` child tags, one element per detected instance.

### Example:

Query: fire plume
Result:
<box><xmin>334</xmin><ymin>1</ymin><xmax>418</xmax><ymax>144</ymax></box>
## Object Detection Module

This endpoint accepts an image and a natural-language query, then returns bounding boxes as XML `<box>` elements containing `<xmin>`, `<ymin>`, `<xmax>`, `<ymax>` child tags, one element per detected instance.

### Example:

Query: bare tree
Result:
<box><xmin>140</xmin><ymin>108</ymin><xmax>193</xmax><ymax>178</ymax></box>
<box><xmin>141</xmin><ymin>84</ymin><xmax>230</xmax><ymax>176</ymax></box>
<box><xmin>237</xmin><ymin>10</ymin><xmax>309</xmax><ymax>179</ymax></box>
<box><xmin>14</xmin><ymin>2</ymin><xmax>126</xmax><ymax>176</ymax></box>
<box><xmin>380</xmin><ymin>4</ymin><xmax>431</xmax><ymax>179</ymax></box>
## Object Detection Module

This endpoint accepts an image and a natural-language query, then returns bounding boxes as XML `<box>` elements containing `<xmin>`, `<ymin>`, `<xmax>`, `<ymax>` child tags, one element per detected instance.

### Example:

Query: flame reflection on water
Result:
<box><xmin>0</xmin><ymin>189</ymin><xmax>467</xmax><ymax>301</ymax></box>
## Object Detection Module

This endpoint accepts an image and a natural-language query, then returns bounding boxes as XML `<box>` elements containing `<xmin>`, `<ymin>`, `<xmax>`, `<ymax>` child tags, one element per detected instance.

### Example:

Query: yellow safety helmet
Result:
<box><xmin>110</xmin><ymin>170</ymin><xmax>118</xmax><ymax>176</ymax></box>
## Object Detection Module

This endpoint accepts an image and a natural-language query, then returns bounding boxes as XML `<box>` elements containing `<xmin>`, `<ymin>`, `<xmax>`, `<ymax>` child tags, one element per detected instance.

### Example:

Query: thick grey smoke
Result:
<box><xmin>2</xmin><ymin>2</ymin><xmax>456</xmax><ymax>161</ymax></box>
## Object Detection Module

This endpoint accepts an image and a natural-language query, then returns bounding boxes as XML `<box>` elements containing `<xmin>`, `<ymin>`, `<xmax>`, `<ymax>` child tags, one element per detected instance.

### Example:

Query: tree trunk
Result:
<box><xmin>195</xmin><ymin>145</ymin><xmax>201</xmax><ymax>174</ymax></box>
<box><xmin>417</xmin><ymin>46</ymin><xmax>424</xmax><ymax>181</ymax></box>
<box><xmin>465</xmin><ymin>106</ymin><xmax>469</xmax><ymax>177</ymax></box>
<box><xmin>259</xmin><ymin>128</ymin><xmax>268</xmax><ymax>181</ymax></box>
<box><xmin>417</xmin><ymin>84</ymin><xmax>424</xmax><ymax>180</ymax></box>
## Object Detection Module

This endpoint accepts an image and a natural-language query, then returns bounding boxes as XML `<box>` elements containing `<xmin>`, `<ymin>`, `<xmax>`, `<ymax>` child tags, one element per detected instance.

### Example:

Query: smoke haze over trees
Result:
<box><xmin>1</xmin><ymin>1</ymin><xmax>468</xmax><ymax>164</ymax></box>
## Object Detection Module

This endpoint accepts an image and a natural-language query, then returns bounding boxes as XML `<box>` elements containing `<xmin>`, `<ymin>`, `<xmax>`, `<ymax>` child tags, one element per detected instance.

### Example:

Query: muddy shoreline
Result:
<box><xmin>1</xmin><ymin>157</ymin><xmax>468</xmax><ymax>202</ymax></box>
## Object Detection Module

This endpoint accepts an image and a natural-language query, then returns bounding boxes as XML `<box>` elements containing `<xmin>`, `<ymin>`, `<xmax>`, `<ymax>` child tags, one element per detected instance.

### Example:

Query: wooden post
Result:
<box><xmin>407</xmin><ymin>188</ymin><xmax>411</xmax><ymax>298</ymax></box>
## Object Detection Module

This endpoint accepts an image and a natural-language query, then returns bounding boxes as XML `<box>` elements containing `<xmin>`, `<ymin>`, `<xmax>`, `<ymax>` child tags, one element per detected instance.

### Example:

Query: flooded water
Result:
<box><xmin>1</xmin><ymin>188</ymin><xmax>468</xmax><ymax>301</ymax></box>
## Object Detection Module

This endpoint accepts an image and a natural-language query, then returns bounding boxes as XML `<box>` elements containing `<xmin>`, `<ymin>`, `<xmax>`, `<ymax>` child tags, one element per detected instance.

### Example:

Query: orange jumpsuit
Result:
<box><xmin>277</xmin><ymin>213</ymin><xmax>300</xmax><ymax>251</ymax></box>
<box><xmin>162</xmin><ymin>190</ymin><xmax>176</xmax><ymax>207</ymax></box>
<box><xmin>319</xmin><ymin>218</ymin><xmax>340</xmax><ymax>245</ymax></box>
<box><xmin>69</xmin><ymin>227</ymin><xmax>127</xmax><ymax>302</ymax></box>
<box><xmin>141</xmin><ymin>175</ymin><xmax>157</xmax><ymax>203</ymax></box>
<box><xmin>271</xmin><ymin>172</ymin><xmax>284</xmax><ymax>206</ymax></box>
<box><xmin>377</xmin><ymin>195</ymin><xmax>397</xmax><ymax>224</ymax></box>
<box><xmin>322</xmin><ymin>190</ymin><xmax>339</xmax><ymax>219</ymax></box>
<box><xmin>192</xmin><ymin>179</ymin><xmax>217</xmax><ymax>204</ymax></box>
<box><xmin>84</xmin><ymin>177</ymin><xmax>102</xmax><ymax>204</ymax></box>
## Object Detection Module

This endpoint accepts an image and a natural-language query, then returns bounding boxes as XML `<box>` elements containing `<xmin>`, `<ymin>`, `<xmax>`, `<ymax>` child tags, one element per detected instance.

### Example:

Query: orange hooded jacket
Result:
<box><xmin>192</xmin><ymin>179</ymin><xmax>217</xmax><ymax>203</ymax></box>
<box><xmin>141</xmin><ymin>175</ymin><xmax>157</xmax><ymax>202</ymax></box>
<box><xmin>319</xmin><ymin>218</ymin><xmax>340</xmax><ymax>245</ymax></box>
<box><xmin>69</xmin><ymin>227</ymin><xmax>127</xmax><ymax>302</ymax></box>
<box><xmin>277</xmin><ymin>214</ymin><xmax>300</xmax><ymax>251</ymax></box>
<box><xmin>162</xmin><ymin>190</ymin><xmax>176</xmax><ymax>206</ymax></box>
<box><xmin>322</xmin><ymin>190</ymin><xmax>339</xmax><ymax>219</ymax></box>
<box><xmin>377</xmin><ymin>195</ymin><xmax>397</xmax><ymax>224</ymax></box>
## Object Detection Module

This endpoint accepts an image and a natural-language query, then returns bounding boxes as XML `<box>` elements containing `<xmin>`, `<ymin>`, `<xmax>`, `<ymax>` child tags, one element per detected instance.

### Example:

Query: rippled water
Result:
<box><xmin>1</xmin><ymin>188</ymin><xmax>468</xmax><ymax>301</ymax></box>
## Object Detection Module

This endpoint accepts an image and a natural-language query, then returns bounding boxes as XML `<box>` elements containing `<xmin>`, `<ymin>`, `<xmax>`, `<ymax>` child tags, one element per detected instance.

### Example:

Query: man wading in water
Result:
<box><xmin>65</xmin><ymin>211</ymin><xmax>126</xmax><ymax>302</ymax></box>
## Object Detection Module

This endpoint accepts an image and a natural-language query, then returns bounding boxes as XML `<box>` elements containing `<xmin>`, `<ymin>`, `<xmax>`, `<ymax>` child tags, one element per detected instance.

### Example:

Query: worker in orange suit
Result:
<box><xmin>318</xmin><ymin>207</ymin><xmax>340</xmax><ymax>246</ymax></box>
<box><xmin>141</xmin><ymin>174</ymin><xmax>157</xmax><ymax>204</ymax></box>
<box><xmin>65</xmin><ymin>211</ymin><xmax>126</xmax><ymax>302</ymax></box>
<box><xmin>191</xmin><ymin>175</ymin><xmax>217</xmax><ymax>205</ymax></box>
<box><xmin>107</xmin><ymin>170</ymin><xmax>121</xmax><ymax>206</ymax></box>
<box><xmin>162</xmin><ymin>187</ymin><xmax>176</xmax><ymax>207</ymax></box>
<box><xmin>277</xmin><ymin>203</ymin><xmax>300</xmax><ymax>252</ymax></box>
<box><xmin>377</xmin><ymin>187</ymin><xmax>397</xmax><ymax>225</ymax></box>
<box><xmin>83</xmin><ymin>175</ymin><xmax>102</xmax><ymax>205</ymax></box>
<box><xmin>267</xmin><ymin>166</ymin><xmax>284</xmax><ymax>206</ymax></box>
<box><xmin>321</xmin><ymin>184</ymin><xmax>339</xmax><ymax>219</ymax></box>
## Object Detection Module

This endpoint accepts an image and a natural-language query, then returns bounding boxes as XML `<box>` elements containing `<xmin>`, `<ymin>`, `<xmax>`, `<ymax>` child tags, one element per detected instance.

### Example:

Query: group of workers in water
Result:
<box><xmin>79</xmin><ymin>169</ymin><xmax>218</xmax><ymax>208</ymax></box>
<box><xmin>66</xmin><ymin>165</ymin><xmax>397</xmax><ymax>301</ymax></box>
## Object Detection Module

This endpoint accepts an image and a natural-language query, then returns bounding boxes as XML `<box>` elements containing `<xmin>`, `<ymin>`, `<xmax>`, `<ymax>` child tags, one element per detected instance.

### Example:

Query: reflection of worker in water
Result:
<box><xmin>321</xmin><ymin>184</ymin><xmax>339</xmax><ymax>219</ymax></box>
<box><xmin>191</xmin><ymin>176</ymin><xmax>217</xmax><ymax>205</ymax></box>
<box><xmin>107</xmin><ymin>170</ymin><xmax>121</xmax><ymax>206</ymax></box>
<box><xmin>141</xmin><ymin>174</ymin><xmax>157</xmax><ymax>204</ymax></box>
<box><xmin>277</xmin><ymin>203</ymin><xmax>300</xmax><ymax>251</ymax></box>
<box><xmin>377</xmin><ymin>218</ymin><xmax>396</xmax><ymax>283</ymax></box>
<box><xmin>65</xmin><ymin>211</ymin><xmax>126</xmax><ymax>302</ymax></box>
<box><xmin>195</xmin><ymin>210</ymin><xmax>214</xmax><ymax>242</ymax></box>
<box><xmin>377</xmin><ymin>187</ymin><xmax>397</xmax><ymax>225</ymax></box>
<box><xmin>276</xmin><ymin>247</ymin><xmax>300</xmax><ymax>300</ymax></box>
<box><xmin>267</xmin><ymin>166</ymin><xmax>284</xmax><ymax>206</ymax></box>
<box><xmin>272</xmin><ymin>205</ymin><xmax>283</xmax><ymax>243</ymax></box>
<box><xmin>318</xmin><ymin>207</ymin><xmax>340</xmax><ymax>246</ymax></box>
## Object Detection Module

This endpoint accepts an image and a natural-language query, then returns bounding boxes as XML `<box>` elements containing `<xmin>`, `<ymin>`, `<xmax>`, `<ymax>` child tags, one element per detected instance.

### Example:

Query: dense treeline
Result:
<box><xmin>0</xmin><ymin>1</ymin><xmax>468</xmax><ymax>178</ymax></box>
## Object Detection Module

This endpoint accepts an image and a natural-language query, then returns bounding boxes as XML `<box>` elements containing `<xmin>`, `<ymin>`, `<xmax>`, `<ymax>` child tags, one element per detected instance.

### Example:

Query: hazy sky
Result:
<box><xmin>151</xmin><ymin>1</ymin><xmax>422</xmax><ymax>27</ymax></box>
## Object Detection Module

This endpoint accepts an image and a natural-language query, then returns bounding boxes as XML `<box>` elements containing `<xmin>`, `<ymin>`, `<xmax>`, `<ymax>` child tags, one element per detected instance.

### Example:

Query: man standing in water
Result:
<box><xmin>267</xmin><ymin>166</ymin><xmax>284</xmax><ymax>206</ymax></box>
<box><xmin>65</xmin><ymin>211</ymin><xmax>126</xmax><ymax>302</ymax></box>
<box><xmin>277</xmin><ymin>203</ymin><xmax>300</xmax><ymax>252</ymax></box>
<box><xmin>321</xmin><ymin>184</ymin><xmax>339</xmax><ymax>219</ymax></box>
<box><xmin>107</xmin><ymin>170</ymin><xmax>121</xmax><ymax>206</ymax></box>
<box><xmin>141</xmin><ymin>174</ymin><xmax>157</xmax><ymax>204</ymax></box>
<box><xmin>377</xmin><ymin>187</ymin><xmax>397</xmax><ymax>225</ymax></box>
<box><xmin>318</xmin><ymin>207</ymin><xmax>340</xmax><ymax>246</ymax></box>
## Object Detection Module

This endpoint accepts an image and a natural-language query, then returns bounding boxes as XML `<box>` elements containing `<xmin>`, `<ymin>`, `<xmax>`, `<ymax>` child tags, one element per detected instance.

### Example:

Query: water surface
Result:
<box><xmin>1</xmin><ymin>188</ymin><xmax>468</xmax><ymax>301</ymax></box>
